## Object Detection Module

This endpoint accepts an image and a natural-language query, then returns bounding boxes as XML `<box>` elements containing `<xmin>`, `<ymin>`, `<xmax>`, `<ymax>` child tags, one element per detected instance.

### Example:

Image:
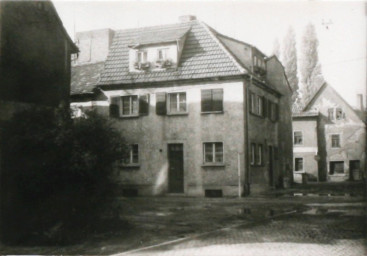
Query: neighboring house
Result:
<box><xmin>292</xmin><ymin>83</ymin><xmax>366</xmax><ymax>183</ymax></box>
<box><xmin>71</xmin><ymin>16</ymin><xmax>293</xmax><ymax>196</ymax></box>
<box><xmin>0</xmin><ymin>0</ymin><xmax>77</xmax><ymax>240</ymax></box>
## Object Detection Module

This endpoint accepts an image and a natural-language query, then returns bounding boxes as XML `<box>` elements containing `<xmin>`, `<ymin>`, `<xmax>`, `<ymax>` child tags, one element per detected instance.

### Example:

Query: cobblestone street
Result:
<box><xmin>125</xmin><ymin>205</ymin><xmax>366</xmax><ymax>256</ymax></box>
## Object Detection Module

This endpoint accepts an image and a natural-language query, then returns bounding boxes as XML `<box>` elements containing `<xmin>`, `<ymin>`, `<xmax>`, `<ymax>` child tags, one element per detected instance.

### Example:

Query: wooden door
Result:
<box><xmin>168</xmin><ymin>144</ymin><xmax>184</xmax><ymax>193</ymax></box>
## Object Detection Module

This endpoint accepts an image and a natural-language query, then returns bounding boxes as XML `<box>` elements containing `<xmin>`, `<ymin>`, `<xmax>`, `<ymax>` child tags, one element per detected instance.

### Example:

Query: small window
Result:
<box><xmin>250</xmin><ymin>143</ymin><xmax>256</xmax><ymax>166</ymax></box>
<box><xmin>122</xmin><ymin>95</ymin><xmax>139</xmax><ymax>116</ymax></box>
<box><xmin>294</xmin><ymin>131</ymin><xmax>303</xmax><ymax>145</ymax></box>
<box><xmin>270</xmin><ymin>102</ymin><xmax>278</xmax><ymax>121</ymax></box>
<box><xmin>250</xmin><ymin>93</ymin><xmax>257</xmax><ymax>114</ymax></box>
<box><xmin>204</xmin><ymin>142</ymin><xmax>223</xmax><ymax>163</ymax></box>
<box><xmin>201</xmin><ymin>89</ymin><xmax>223</xmax><ymax>113</ymax></box>
<box><xmin>294</xmin><ymin>158</ymin><xmax>303</xmax><ymax>172</ymax></box>
<box><xmin>157</xmin><ymin>49</ymin><xmax>168</xmax><ymax>61</ymax></box>
<box><xmin>336</xmin><ymin>108</ymin><xmax>344</xmax><ymax>120</ymax></box>
<box><xmin>169</xmin><ymin>92</ymin><xmax>187</xmax><ymax>113</ymax></box>
<box><xmin>328</xmin><ymin>108</ymin><xmax>334</xmax><ymax>121</ymax></box>
<box><xmin>329</xmin><ymin>161</ymin><xmax>344</xmax><ymax>174</ymax></box>
<box><xmin>257</xmin><ymin>96</ymin><xmax>263</xmax><ymax>116</ymax></box>
<box><xmin>137</xmin><ymin>51</ymin><xmax>147</xmax><ymax>63</ymax></box>
<box><xmin>124</xmin><ymin>144</ymin><xmax>139</xmax><ymax>165</ymax></box>
<box><xmin>331</xmin><ymin>134</ymin><xmax>340</xmax><ymax>148</ymax></box>
<box><xmin>257</xmin><ymin>144</ymin><xmax>263</xmax><ymax>165</ymax></box>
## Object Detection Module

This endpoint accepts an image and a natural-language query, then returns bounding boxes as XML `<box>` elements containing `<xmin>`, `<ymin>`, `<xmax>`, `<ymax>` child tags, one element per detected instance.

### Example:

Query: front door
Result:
<box><xmin>268</xmin><ymin>146</ymin><xmax>274</xmax><ymax>186</ymax></box>
<box><xmin>168</xmin><ymin>144</ymin><xmax>184</xmax><ymax>193</ymax></box>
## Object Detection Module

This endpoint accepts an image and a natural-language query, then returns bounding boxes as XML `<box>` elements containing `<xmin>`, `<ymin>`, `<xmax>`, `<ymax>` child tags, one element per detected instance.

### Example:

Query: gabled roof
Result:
<box><xmin>71</xmin><ymin>62</ymin><xmax>105</xmax><ymax>95</ymax></box>
<box><xmin>98</xmin><ymin>20</ymin><xmax>247</xmax><ymax>86</ymax></box>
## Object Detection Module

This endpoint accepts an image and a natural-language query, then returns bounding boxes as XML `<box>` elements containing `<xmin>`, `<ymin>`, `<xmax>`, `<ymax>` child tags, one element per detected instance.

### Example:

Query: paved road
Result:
<box><xmin>122</xmin><ymin>207</ymin><xmax>366</xmax><ymax>256</ymax></box>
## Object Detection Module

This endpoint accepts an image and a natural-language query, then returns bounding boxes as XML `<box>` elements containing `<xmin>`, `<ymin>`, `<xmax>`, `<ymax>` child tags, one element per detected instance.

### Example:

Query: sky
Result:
<box><xmin>53</xmin><ymin>0</ymin><xmax>366</xmax><ymax>108</ymax></box>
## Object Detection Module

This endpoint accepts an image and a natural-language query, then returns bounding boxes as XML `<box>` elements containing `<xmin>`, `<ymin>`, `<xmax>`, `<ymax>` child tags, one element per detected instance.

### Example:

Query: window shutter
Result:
<box><xmin>275</xmin><ymin>103</ymin><xmax>279</xmax><ymax>121</ymax></box>
<box><xmin>201</xmin><ymin>89</ymin><xmax>212</xmax><ymax>112</ymax></box>
<box><xmin>109</xmin><ymin>96</ymin><xmax>120</xmax><ymax>117</ymax></box>
<box><xmin>156</xmin><ymin>92</ymin><xmax>167</xmax><ymax>115</ymax></box>
<box><xmin>212</xmin><ymin>89</ymin><xmax>223</xmax><ymax>112</ymax></box>
<box><xmin>139</xmin><ymin>94</ymin><xmax>150</xmax><ymax>115</ymax></box>
<box><xmin>249</xmin><ymin>93</ymin><xmax>253</xmax><ymax>113</ymax></box>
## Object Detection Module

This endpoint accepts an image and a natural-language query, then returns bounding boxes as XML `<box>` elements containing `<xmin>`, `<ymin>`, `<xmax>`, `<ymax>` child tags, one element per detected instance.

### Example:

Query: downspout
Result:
<box><xmin>244</xmin><ymin>75</ymin><xmax>252</xmax><ymax>195</ymax></box>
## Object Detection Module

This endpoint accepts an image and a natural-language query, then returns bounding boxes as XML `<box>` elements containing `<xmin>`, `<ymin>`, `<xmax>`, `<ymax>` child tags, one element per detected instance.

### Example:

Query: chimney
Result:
<box><xmin>179</xmin><ymin>15</ymin><xmax>197</xmax><ymax>23</ymax></box>
<box><xmin>357</xmin><ymin>94</ymin><xmax>364</xmax><ymax>111</ymax></box>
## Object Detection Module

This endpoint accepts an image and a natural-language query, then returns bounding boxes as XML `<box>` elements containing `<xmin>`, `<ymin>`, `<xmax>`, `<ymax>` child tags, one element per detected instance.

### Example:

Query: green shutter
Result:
<box><xmin>201</xmin><ymin>89</ymin><xmax>212</xmax><ymax>112</ymax></box>
<box><xmin>212</xmin><ymin>89</ymin><xmax>223</xmax><ymax>112</ymax></box>
<box><xmin>139</xmin><ymin>94</ymin><xmax>150</xmax><ymax>115</ymax></box>
<box><xmin>109</xmin><ymin>96</ymin><xmax>120</xmax><ymax>118</ymax></box>
<box><xmin>156</xmin><ymin>92</ymin><xmax>167</xmax><ymax>115</ymax></box>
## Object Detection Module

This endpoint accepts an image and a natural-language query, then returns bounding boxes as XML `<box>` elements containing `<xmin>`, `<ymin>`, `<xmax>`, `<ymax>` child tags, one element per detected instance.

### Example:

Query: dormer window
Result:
<box><xmin>137</xmin><ymin>51</ymin><xmax>147</xmax><ymax>63</ymax></box>
<box><xmin>157</xmin><ymin>49</ymin><xmax>168</xmax><ymax>61</ymax></box>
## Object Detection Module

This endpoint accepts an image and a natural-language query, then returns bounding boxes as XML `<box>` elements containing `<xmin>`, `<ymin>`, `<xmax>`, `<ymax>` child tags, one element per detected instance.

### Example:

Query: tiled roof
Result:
<box><xmin>71</xmin><ymin>62</ymin><xmax>105</xmax><ymax>94</ymax></box>
<box><xmin>129</xmin><ymin>27</ymin><xmax>190</xmax><ymax>46</ymax></box>
<box><xmin>98</xmin><ymin>20</ymin><xmax>246</xmax><ymax>85</ymax></box>
<box><xmin>292</xmin><ymin>111</ymin><xmax>319</xmax><ymax>118</ymax></box>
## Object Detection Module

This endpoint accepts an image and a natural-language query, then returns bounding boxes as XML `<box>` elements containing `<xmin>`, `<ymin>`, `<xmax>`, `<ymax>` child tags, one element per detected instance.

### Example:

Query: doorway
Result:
<box><xmin>168</xmin><ymin>144</ymin><xmax>184</xmax><ymax>193</ymax></box>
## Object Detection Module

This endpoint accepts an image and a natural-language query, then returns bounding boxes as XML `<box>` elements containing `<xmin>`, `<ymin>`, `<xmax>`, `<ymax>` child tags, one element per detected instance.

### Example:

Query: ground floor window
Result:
<box><xmin>294</xmin><ymin>158</ymin><xmax>303</xmax><ymax>172</ymax></box>
<box><xmin>329</xmin><ymin>161</ymin><xmax>344</xmax><ymax>174</ymax></box>
<box><xmin>203</xmin><ymin>142</ymin><xmax>223</xmax><ymax>163</ymax></box>
<box><xmin>124</xmin><ymin>144</ymin><xmax>139</xmax><ymax>165</ymax></box>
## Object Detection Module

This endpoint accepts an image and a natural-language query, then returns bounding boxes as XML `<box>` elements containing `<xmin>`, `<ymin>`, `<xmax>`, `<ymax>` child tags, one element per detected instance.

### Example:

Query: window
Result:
<box><xmin>329</xmin><ymin>161</ymin><xmax>344</xmax><ymax>174</ymax></box>
<box><xmin>250</xmin><ymin>143</ymin><xmax>256</xmax><ymax>165</ymax></box>
<box><xmin>257</xmin><ymin>144</ymin><xmax>263</xmax><ymax>165</ymax></box>
<box><xmin>294</xmin><ymin>131</ymin><xmax>303</xmax><ymax>145</ymax></box>
<box><xmin>270</xmin><ymin>102</ymin><xmax>278</xmax><ymax>121</ymax></box>
<box><xmin>331</xmin><ymin>134</ymin><xmax>340</xmax><ymax>148</ymax></box>
<box><xmin>203</xmin><ymin>142</ymin><xmax>223</xmax><ymax>164</ymax></box>
<box><xmin>122</xmin><ymin>95</ymin><xmax>138</xmax><ymax>116</ymax></box>
<box><xmin>250</xmin><ymin>93</ymin><xmax>257</xmax><ymax>114</ymax></box>
<box><xmin>124</xmin><ymin>144</ymin><xmax>139</xmax><ymax>165</ymax></box>
<box><xmin>169</xmin><ymin>92</ymin><xmax>187</xmax><ymax>113</ymax></box>
<box><xmin>294</xmin><ymin>158</ymin><xmax>303</xmax><ymax>172</ymax></box>
<box><xmin>336</xmin><ymin>108</ymin><xmax>344</xmax><ymax>120</ymax></box>
<box><xmin>137</xmin><ymin>51</ymin><xmax>147</xmax><ymax>63</ymax></box>
<box><xmin>201</xmin><ymin>89</ymin><xmax>223</xmax><ymax>112</ymax></box>
<box><xmin>328</xmin><ymin>108</ymin><xmax>334</xmax><ymax>121</ymax></box>
<box><xmin>157</xmin><ymin>49</ymin><xmax>168</xmax><ymax>61</ymax></box>
<box><xmin>257</xmin><ymin>96</ymin><xmax>263</xmax><ymax>116</ymax></box>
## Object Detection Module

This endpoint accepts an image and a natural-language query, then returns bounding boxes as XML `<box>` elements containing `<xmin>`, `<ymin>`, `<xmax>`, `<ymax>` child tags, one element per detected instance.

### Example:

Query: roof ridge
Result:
<box><xmin>199</xmin><ymin>21</ymin><xmax>247</xmax><ymax>74</ymax></box>
<box><xmin>114</xmin><ymin>20</ymin><xmax>197</xmax><ymax>34</ymax></box>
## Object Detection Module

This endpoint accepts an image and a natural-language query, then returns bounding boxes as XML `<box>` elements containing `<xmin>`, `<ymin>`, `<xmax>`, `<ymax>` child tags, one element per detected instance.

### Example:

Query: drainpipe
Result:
<box><xmin>244</xmin><ymin>75</ymin><xmax>252</xmax><ymax>195</ymax></box>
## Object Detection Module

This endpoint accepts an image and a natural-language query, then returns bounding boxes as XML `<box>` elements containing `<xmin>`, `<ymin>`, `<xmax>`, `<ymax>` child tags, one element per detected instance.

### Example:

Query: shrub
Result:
<box><xmin>1</xmin><ymin>107</ymin><xmax>126</xmax><ymax>244</ymax></box>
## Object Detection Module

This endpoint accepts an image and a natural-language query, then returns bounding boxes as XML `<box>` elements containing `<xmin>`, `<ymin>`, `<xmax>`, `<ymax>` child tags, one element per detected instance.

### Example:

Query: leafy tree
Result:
<box><xmin>299</xmin><ymin>23</ymin><xmax>325</xmax><ymax>104</ymax></box>
<box><xmin>1</xmin><ymin>107</ymin><xmax>126</xmax><ymax>244</ymax></box>
<box><xmin>281</xmin><ymin>26</ymin><xmax>299</xmax><ymax>103</ymax></box>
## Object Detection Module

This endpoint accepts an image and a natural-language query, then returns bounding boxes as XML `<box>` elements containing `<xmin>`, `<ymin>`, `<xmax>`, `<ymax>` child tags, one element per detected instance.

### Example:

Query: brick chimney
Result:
<box><xmin>357</xmin><ymin>94</ymin><xmax>364</xmax><ymax>111</ymax></box>
<box><xmin>179</xmin><ymin>15</ymin><xmax>197</xmax><ymax>23</ymax></box>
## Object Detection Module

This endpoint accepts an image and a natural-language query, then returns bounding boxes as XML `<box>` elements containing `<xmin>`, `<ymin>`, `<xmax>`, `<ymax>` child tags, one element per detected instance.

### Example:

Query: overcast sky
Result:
<box><xmin>54</xmin><ymin>0</ymin><xmax>366</xmax><ymax>108</ymax></box>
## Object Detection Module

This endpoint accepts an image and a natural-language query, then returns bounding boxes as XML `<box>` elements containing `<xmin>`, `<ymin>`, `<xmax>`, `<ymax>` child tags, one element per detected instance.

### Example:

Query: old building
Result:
<box><xmin>71</xmin><ymin>16</ymin><xmax>293</xmax><ymax>196</ymax></box>
<box><xmin>292</xmin><ymin>83</ymin><xmax>366</xmax><ymax>183</ymax></box>
<box><xmin>0</xmin><ymin>0</ymin><xmax>77</xmax><ymax>241</ymax></box>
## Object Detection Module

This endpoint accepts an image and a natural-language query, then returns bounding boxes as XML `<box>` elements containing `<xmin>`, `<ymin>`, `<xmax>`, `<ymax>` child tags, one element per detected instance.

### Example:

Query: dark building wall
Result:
<box><xmin>266</xmin><ymin>57</ymin><xmax>294</xmax><ymax>183</ymax></box>
<box><xmin>0</xmin><ymin>1</ymin><xmax>76</xmax><ymax>107</ymax></box>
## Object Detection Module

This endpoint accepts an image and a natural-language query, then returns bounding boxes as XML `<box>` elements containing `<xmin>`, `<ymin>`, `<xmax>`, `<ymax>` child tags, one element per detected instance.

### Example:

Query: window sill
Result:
<box><xmin>328</xmin><ymin>173</ymin><xmax>345</xmax><ymax>176</ymax></box>
<box><xmin>167</xmin><ymin>112</ymin><xmax>189</xmax><ymax>116</ymax></box>
<box><xmin>201</xmin><ymin>163</ymin><xmax>225</xmax><ymax>167</ymax></box>
<box><xmin>201</xmin><ymin>111</ymin><xmax>224</xmax><ymax>115</ymax></box>
<box><xmin>294</xmin><ymin>171</ymin><xmax>305</xmax><ymax>173</ymax></box>
<box><xmin>119</xmin><ymin>114</ymin><xmax>140</xmax><ymax>119</ymax></box>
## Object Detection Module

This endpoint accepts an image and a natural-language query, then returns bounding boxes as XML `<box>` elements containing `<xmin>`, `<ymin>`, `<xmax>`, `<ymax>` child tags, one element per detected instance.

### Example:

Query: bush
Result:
<box><xmin>1</xmin><ymin>107</ymin><xmax>126</xmax><ymax>244</ymax></box>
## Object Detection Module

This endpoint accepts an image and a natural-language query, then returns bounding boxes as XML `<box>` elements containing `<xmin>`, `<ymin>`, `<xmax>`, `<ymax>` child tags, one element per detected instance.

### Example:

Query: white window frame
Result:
<box><xmin>294</xmin><ymin>157</ymin><xmax>304</xmax><ymax>172</ymax></box>
<box><xmin>157</xmin><ymin>48</ymin><xmax>168</xmax><ymax>61</ymax></box>
<box><xmin>168</xmin><ymin>92</ymin><xmax>187</xmax><ymax>114</ymax></box>
<box><xmin>257</xmin><ymin>96</ymin><xmax>263</xmax><ymax>116</ymax></box>
<box><xmin>331</xmin><ymin>134</ymin><xmax>341</xmax><ymax>148</ymax></box>
<box><xmin>137</xmin><ymin>50</ymin><xmax>148</xmax><ymax>63</ymax></box>
<box><xmin>122</xmin><ymin>144</ymin><xmax>139</xmax><ymax>166</ymax></box>
<box><xmin>203</xmin><ymin>142</ymin><xmax>224</xmax><ymax>164</ymax></box>
<box><xmin>250</xmin><ymin>143</ymin><xmax>256</xmax><ymax>166</ymax></box>
<box><xmin>293</xmin><ymin>131</ymin><xmax>303</xmax><ymax>145</ymax></box>
<box><xmin>121</xmin><ymin>95</ymin><xmax>139</xmax><ymax>117</ymax></box>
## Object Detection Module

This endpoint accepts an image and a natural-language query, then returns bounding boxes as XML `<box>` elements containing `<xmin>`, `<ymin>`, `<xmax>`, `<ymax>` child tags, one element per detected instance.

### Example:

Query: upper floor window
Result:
<box><xmin>137</xmin><ymin>51</ymin><xmax>148</xmax><ymax>63</ymax></box>
<box><xmin>168</xmin><ymin>92</ymin><xmax>187</xmax><ymax>113</ymax></box>
<box><xmin>328</xmin><ymin>107</ymin><xmax>345</xmax><ymax>121</ymax></box>
<box><xmin>251</xmin><ymin>143</ymin><xmax>256</xmax><ymax>166</ymax></box>
<box><xmin>331</xmin><ymin>134</ymin><xmax>340</xmax><ymax>148</ymax></box>
<box><xmin>110</xmin><ymin>94</ymin><xmax>149</xmax><ymax>118</ymax></box>
<box><xmin>294</xmin><ymin>131</ymin><xmax>303</xmax><ymax>145</ymax></box>
<box><xmin>157</xmin><ymin>49</ymin><xmax>168</xmax><ymax>61</ymax></box>
<box><xmin>257</xmin><ymin>96</ymin><xmax>264</xmax><ymax>116</ymax></box>
<box><xmin>201</xmin><ymin>89</ymin><xmax>223</xmax><ymax>113</ymax></box>
<box><xmin>257</xmin><ymin>144</ymin><xmax>263</xmax><ymax>165</ymax></box>
<box><xmin>203</xmin><ymin>142</ymin><xmax>223</xmax><ymax>164</ymax></box>
<box><xmin>269</xmin><ymin>102</ymin><xmax>279</xmax><ymax>121</ymax></box>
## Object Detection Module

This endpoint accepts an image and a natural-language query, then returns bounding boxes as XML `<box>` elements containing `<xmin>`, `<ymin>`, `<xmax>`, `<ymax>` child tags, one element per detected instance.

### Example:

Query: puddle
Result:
<box><xmin>286</xmin><ymin>193</ymin><xmax>362</xmax><ymax>197</ymax></box>
<box><xmin>302</xmin><ymin>207</ymin><xmax>365</xmax><ymax>216</ymax></box>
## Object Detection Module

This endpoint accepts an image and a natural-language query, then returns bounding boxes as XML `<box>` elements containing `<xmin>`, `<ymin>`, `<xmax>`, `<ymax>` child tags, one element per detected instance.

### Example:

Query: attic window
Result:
<box><xmin>137</xmin><ymin>51</ymin><xmax>147</xmax><ymax>63</ymax></box>
<box><xmin>157</xmin><ymin>49</ymin><xmax>168</xmax><ymax>61</ymax></box>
